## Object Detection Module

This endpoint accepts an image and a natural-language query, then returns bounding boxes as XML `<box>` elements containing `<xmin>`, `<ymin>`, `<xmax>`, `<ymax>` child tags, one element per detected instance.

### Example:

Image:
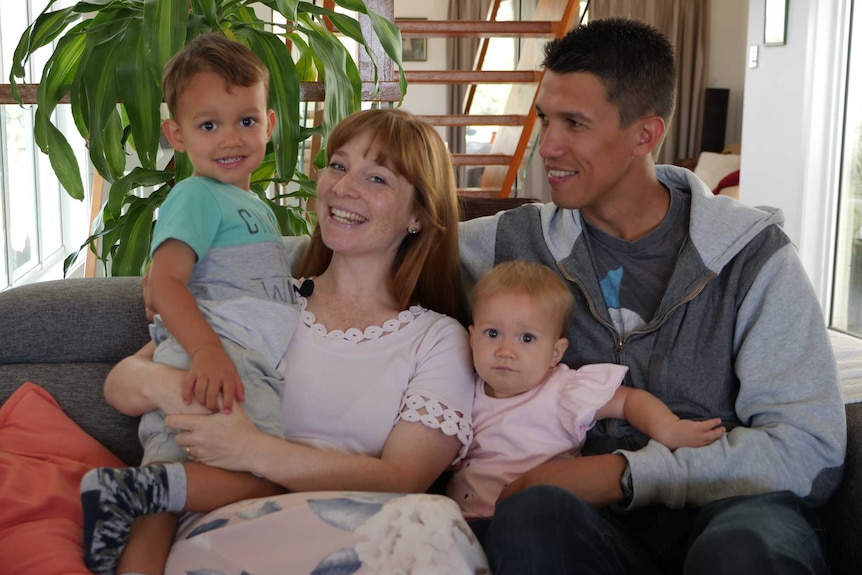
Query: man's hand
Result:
<box><xmin>497</xmin><ymin>453</ymin><xmax>628</xmax><ymax>508</ymax></box>
<box><xmin>654</xmin><ymin>417</ymin><xmax>725</xmax><ymax>451</ymax></box>
<box><xmin>184</xmin><ymin>344</ymin><xmax>245</xmax><ymax>412</ymax></box>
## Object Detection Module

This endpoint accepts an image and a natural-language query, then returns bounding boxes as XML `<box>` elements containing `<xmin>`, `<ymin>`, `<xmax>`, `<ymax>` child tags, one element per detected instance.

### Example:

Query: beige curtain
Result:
<box><xmin>589</xmin><ymin>0</ymin><xmax>709</xmax><ymax>163</ymax></box>
<box><xmin>447</xmin><ymin>0</ymin><xmax>494</xmax><ymax>183</ymax></box>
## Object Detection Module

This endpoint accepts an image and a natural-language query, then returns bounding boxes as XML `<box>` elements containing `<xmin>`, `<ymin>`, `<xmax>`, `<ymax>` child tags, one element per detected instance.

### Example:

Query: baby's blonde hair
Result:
<box><xmin>471</xmin><ymin>260</ymin><xmax>574</xmax><ymax>337</ymax></box>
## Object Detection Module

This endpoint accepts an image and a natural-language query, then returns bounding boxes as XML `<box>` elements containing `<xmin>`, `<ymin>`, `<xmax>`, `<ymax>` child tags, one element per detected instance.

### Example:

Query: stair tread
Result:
<box><xmin>419</xmin><ymin>114</ymin><xmax>526</xmax><ymax>126</ymax></box>
<box><xmin>452</xmin><ymin>154</ymin><xmax>514</xmax><ymax>166</ymax></box>
<box><xmin>405</xmin><ymin>70</ymin><xmax>542</xmax><ymax>84</ymax></box>
<box><xmin>396</xmin><ymin>20</ymin><xmax>558</xmax><ymax>38</ymax></box>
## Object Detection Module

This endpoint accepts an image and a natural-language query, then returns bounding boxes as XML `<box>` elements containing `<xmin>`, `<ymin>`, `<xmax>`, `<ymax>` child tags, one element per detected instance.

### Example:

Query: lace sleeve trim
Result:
<box><xmin>397</xmin><ymin>394</ymin><xmax>473</xmax><ymax>462</ymax></box>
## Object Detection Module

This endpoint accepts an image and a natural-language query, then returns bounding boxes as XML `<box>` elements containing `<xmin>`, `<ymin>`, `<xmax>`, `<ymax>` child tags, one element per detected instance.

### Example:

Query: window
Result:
<box><xmin>0</xmin><ymin>0</ymin><xmax>91</xmax><ymax>289</ymax></box>
<box><xmin>831</xmin><ymin>2</ymin><xmax>862</xmax><ymax>335</ymax></box>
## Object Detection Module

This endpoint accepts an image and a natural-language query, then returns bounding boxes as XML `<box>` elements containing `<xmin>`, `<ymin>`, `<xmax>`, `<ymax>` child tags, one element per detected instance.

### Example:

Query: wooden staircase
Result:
<box><xmin>381</xmin><ymin>0</ymin><xmax>582</xmax><ymax>198</ymax></box>
<box><xmin>2</xmin><ymin>0</ymin><xmax>584</xmax><ymax>200</ymax></box>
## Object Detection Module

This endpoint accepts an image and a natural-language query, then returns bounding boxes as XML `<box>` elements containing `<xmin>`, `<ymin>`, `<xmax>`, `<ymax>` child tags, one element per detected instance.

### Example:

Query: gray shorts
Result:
<box><xmin>138</xmin><ymin>336</ymin><xmax>285</xmax><ymax>465</ymax></box>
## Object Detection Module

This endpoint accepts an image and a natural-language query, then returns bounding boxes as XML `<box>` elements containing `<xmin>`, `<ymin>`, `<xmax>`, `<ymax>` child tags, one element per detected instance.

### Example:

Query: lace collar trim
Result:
<box><xmin>298</xmin><ymin>295</ymin><xmax>426</xmax><ymax>343</ymax></box>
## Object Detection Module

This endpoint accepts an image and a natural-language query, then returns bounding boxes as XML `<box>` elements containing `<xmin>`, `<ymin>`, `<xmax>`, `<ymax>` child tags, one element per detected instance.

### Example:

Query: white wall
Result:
<box><xmin>390</xmin><ymin>1</ymin><xmax>750</xmax><ymax>154</ymax></box>
<box><xmin>739</xmin><ymin>0</ymin><xmax>850</xmax><ymax>303</ymax></box>
<box><xmin>394</xmin><ymin>0</ymin><xmax>449</xmax><ymax>123</ymax></box>
<box><xmin>739</xmin><ymin>0</ymin><xmax>809</xmax><ymax>241</ymax></box>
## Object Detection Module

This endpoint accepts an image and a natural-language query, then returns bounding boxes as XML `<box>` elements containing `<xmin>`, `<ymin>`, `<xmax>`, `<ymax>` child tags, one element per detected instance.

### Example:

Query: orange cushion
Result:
<box><xmin>0</xmin><ymin>382</ymin><xmax>124</xmax><ymax>575</ymax></box>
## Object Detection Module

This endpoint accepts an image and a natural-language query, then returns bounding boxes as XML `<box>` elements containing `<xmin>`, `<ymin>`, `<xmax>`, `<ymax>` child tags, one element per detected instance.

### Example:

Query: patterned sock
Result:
<box><xmin>80</xmin><ymin>463</ymin><xmax>187</xmax><ymax>575</ymax></box>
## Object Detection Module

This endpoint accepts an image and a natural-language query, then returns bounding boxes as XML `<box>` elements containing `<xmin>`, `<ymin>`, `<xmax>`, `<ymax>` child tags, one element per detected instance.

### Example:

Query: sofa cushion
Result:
<box><xmin>694</xmin><ymin>152</ymin><xmax>741</xmax><ymax>191</ymax></box>
<box><xmin>0</xmin><ymin>382</ymin><xmax>124</xmax><ymax>575</ymax></box>
<box><xmin>0</xmin><ymin>365</ymin><xmax>143</xmax><ymax>465</ymax></box>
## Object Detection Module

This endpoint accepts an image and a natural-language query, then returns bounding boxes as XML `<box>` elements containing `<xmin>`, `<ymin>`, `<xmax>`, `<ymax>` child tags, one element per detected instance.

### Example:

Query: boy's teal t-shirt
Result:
<box><xmin>149</xmin><ymin>176</ymin><xmax>296</xmax><ymax>368</ymax></box>
<box><xmin>151</xmin><ymin>176</ymin><xmax>283</xmax><ymax>259</ymax></box>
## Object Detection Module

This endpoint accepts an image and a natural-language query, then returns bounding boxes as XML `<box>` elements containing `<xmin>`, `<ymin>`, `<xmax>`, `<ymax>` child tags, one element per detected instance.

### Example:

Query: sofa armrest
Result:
<box><xmin>819</xmin><ymin>402</ymin><xmax>862</xmax><ymax>575</ymax></box>
<box><xmin>0</xmin><ymin>277</ymin><xmax>149</xmax><ymax>364</ymax></box>
<box><xmin>0</xmin><ymin>277</ymin><xmax>151</xmax><ymax>464</ymax></box>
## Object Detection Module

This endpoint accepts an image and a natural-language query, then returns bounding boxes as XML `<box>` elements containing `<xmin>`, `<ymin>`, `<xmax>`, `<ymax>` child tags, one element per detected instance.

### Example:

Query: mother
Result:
<box><xmin>104</xmin><ymin>108</ymin><xmax>484</xmax><ymax>574</ymax></box>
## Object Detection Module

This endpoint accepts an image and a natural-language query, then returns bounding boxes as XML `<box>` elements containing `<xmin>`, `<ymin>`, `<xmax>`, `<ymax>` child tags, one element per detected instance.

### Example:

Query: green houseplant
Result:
<box><xmin>9</xmin><ymin>0</ymin><xmax>405</xmax><ymax>276</ymax></box>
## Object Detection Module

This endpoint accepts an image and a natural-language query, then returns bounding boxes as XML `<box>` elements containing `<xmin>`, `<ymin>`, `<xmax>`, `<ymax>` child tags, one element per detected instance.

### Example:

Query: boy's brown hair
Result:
<box><xmin>471</xmin><ymin>260</ymin><xmax>574</xmax><ymax>337</ymax></box>
<box><xmin>162</xmin><ymin>33</ymin><xmax>270</xmax><ymax>117</ymax></box>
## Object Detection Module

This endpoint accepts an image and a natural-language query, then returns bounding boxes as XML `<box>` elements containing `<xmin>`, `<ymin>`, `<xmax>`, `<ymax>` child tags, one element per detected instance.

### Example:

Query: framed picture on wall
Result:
<box><xmin>763</xmin><ymin>0</ymin><xmax>788</xmax><ymax>46</ymax></box>
<box><xmin>401</xmin><ymin>18</ymin><xmax>427</xmax><ymax>62</ymax></box>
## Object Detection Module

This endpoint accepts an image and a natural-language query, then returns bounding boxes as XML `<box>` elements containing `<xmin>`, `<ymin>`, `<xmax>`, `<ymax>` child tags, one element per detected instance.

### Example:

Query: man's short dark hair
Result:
<box><xmin>542</xmin><ymin>18</ymin><xmax>676</xmax><ymax>127</ymax></box>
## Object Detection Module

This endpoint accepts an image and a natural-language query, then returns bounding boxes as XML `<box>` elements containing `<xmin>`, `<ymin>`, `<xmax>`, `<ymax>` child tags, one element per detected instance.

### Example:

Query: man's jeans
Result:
<box><xmin>485</xmin><ymin>485</ymin><xmax>828</xmax><ymax>575</ymax></box>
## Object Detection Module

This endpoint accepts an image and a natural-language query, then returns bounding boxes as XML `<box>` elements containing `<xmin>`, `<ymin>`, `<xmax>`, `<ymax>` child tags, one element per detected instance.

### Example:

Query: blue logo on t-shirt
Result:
<box><xmin>600</xmin><ymin>266</ymin><xmax>623</xmax><ymax>308</ymax></box>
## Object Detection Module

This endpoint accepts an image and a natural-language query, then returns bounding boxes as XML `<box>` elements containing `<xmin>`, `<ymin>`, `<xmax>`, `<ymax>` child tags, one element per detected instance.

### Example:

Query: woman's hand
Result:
<box><xmin>166</xmin><ymin>404</ymin><xmax>261</xmax><ymax>472</ymax></box>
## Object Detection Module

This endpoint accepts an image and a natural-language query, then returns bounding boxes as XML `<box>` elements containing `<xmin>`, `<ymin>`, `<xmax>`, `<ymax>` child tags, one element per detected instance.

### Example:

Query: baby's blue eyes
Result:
<box><xmin>482</xmin><ymin>329</ymin><xmax>536</xmax><ymax>343</ymax></box>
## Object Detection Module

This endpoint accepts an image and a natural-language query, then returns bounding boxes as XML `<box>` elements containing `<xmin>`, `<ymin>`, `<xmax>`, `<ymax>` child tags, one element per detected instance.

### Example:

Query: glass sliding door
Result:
<box><xmin>831</xmin><ymin>2</ymin><xmax>862</xmax><ymax>334</ymax></box>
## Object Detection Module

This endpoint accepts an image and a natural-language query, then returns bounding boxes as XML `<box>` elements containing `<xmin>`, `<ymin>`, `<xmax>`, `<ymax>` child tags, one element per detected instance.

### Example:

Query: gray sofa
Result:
<box><xmin>0</xmin><ymin>276</ymin><xmax>860</xmax><ymax>574</ymax></box>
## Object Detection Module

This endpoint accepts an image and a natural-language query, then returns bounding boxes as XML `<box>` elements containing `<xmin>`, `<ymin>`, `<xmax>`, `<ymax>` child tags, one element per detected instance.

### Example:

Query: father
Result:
<box><xmin>459</xmin><ymin>17</ymin><xmax>846</xmax><ymax>575</ymax></box>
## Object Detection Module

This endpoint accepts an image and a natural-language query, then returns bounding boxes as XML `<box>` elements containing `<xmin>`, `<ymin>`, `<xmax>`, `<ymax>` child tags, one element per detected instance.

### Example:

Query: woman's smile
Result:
<box><xmin>329</xmin><ymin>207</ymin><xmax>367</xmax><ymax>225</ymax></box>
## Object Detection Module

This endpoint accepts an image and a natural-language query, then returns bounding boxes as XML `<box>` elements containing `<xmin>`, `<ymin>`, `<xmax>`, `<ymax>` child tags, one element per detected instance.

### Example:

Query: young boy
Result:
<box><xmin>80</xmin><ymin>33</ymin><xmax>299</xmax><ymax>575</ymax></box>
<box><xmin>447</xmin><ymin>260</ymin><xmax>724</xmax><ymax>533</ymax></box>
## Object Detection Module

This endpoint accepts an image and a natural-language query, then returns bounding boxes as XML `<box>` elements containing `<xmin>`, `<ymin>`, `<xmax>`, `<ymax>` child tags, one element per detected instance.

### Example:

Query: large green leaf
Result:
<box><xmin>267</xmin><ymin>201</ymin><xmax>313</xmax><ymax>236</ymax></box>
<box><xmin>225</xmin><ymin>5</ymin><xmax>264</xmax><ymax>30</ymax></box>
<box><xmin>256</xmin><ymin>0</ymin><xmax>299</xmax><ymax>22</ymax></box>
<box><xmin>173</xmin><ymin>151</ymin><xmax>194</xmax><ymax>183</ymax></box>
<box><xmin>35</xmin><ymin>111</ymin><xmax>85</xmax><ymax>200</ymax></box>
<box><xmin>34</xmin><ymin>28</ymin><xmax>87</xmax><ymax>151</ymax></box>
<box><xmin>297</xmin><ymin>4</ymin><xmax>362</xmax><ymax>42</ymax></box>
<box><xmin>111</xmin><ymin>195</ymin><xmax>158</xmax><ymax>276</ymax></box>
<box><xmin>143</xmin><ymin>0</ymin><xmax>189</xmax><ymax>83</ymax></box>
<box><xmin>76</xmin><ymin>12</ymin><xmax>132</xmax><ymax>181</ymax></box>
<box><xmin>331</xmin><ymin>0</ymin><xmax>369</xmax><ymax>11</ymax></box>
<box><xmin>302</xmin><ymin>21</ymin><xmax>360</xmax><ymax>138</ymax></box>
<box><xmin>81</xmin><ymin>37</ymin><xmax>123</xmax><ymax>181</ymax></box>
<box><xmin>190</xmin><ymin>0</ymin><xmax>219</xmax><ymax>29</ymax></box>
<box><xmin>117</xmin><ymin>18</ymin><xmax>161</xmax><ymax>171</ymax></box>
<box><xmin>215</xmin><ymin>1</ymin><xmax>248</xmax><ymax>23</ymax></box>
<box><xmin>367</xmin><ymin>12</ymin><xmax>407</xmax><ymax>97</ymax></box>
<box><xmin>13</xmin><ymin>0</ymin><xmax>399</xmax><ymax>276</ymax></box>
<box><xmin>328</xmin><ymin>0</ymin><xmax>407</xmax><ymax>97</ymax></box>
<box><xmin>69</xmin><ymin>60</ymin><xmax>89</xmax><ymax>139</ymax></box>
<box><xmin>251</xmin><ymin>156</ymin><xmax>278</xmax><ymax>185</ymax></box>
<box><xmin>106</xmin><ymin>167</ymin><xmax>174</xmax><ymax>220</ymax></box>
<box><xmin>103</xmin><ymin>104</ymin><xmax>126</xmax><ymax>179</ymax></box>
<box><xmin>8</xmin><ymin>5</ymin><xmax>80</xmax><ymax>103</ymax></box>
<box><xmin>285</xmin><ymin>33</ymin><xmax>315</xmax><ymax>82</ymax></box>
<box><xmin>237</xmin><ymin>27</ymin><xmax>300</xmax><ymax>182</ymax></box>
